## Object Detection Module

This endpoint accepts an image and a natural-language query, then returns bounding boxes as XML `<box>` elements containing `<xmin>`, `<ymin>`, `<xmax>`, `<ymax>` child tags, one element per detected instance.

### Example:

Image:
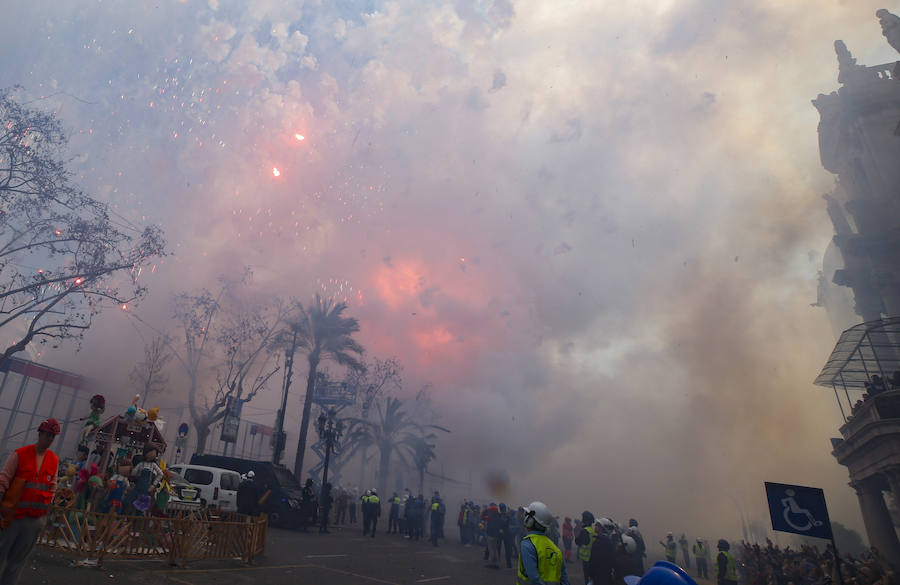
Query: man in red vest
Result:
<box><xmin>0</xmin><ymin>418</ymin><xmax>61</xmax><ymax>585</ymax></box>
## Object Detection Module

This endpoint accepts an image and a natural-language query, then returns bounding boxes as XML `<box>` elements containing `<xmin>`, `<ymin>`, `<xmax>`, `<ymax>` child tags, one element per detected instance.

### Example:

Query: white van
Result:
<box><xmin>169</xmin><ymin>464</ymin><xmax>241</xmax><ymax>512</ymax></box>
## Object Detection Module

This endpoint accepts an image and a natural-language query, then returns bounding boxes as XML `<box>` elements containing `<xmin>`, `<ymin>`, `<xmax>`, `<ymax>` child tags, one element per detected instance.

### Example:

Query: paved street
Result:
<box><xmin>17</xmin><ymin>524</ymin><xmax>561</xmax><ymax>585</ymax></box>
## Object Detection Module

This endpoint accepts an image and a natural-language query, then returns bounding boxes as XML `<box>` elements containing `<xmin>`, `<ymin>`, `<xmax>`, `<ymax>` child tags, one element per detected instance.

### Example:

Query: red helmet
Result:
<box><xmin>38</xmin><ymin>418</ymin><xmax>61</xmax><ymax>435</ymax></box>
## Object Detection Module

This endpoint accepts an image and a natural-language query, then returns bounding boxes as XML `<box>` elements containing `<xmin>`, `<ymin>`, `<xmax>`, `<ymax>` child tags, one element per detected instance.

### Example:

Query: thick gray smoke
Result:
<box><xmin>2</xmin><ymin>0</ymin><xmax>899</xmax><ymax>544</ymax></box>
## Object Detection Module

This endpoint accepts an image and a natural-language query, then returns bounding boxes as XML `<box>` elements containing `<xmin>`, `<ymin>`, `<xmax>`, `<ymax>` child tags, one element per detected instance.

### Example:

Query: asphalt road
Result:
<box><xmin>18</xmin><ymin>523</ymin><xmax>577</xmax><ymax>585</ymax></box>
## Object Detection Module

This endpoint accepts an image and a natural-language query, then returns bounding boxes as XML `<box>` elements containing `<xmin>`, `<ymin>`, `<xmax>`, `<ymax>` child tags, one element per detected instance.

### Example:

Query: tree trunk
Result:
<box><xmin>293</xmin><ymin>355</ymin><xmax>319</xmax><ymax>478</ymax></box>
<box><xmin>377</xmin><ymin>444</ymin><xmax>391</xmax><ymax>498</ymax></box>
<box><xmin>196</xmin><ymin>425</ymin><xmax>210</xmax><ymax>455</ymax></box>
<box><xmin>358</xmin><ymin>445</ymin><xmax>368</xmax><ymax>488</ymax></box>
<box><xmin>418</xmin><ymin>467</ymin><xmax>425</xmax><ymax>496</ymax></box>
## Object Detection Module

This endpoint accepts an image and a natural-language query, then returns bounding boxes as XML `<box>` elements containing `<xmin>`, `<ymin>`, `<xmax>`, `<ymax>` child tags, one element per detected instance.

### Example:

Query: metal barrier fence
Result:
<box><xmin>37</xmin><ymin>507</ymin><xmax>267</xmax><ymax>565</ymax></box>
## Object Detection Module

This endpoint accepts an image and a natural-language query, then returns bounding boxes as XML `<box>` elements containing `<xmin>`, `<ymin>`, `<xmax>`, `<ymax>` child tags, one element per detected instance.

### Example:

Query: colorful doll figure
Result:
<box><xmin>79</xmin><ymin>394</ymin><xmax>106</xmax><ymax>447</ymax></box>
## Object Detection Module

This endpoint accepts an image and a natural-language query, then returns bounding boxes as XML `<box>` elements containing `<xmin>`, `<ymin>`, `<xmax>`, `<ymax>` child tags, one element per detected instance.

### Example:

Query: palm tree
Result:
<box><xmin>291</xmin><ymin>295</ymin><xmax>365</xmax><ymax>479</ymax></box>
<box><xmin>407</xmin><ymin>435</ymin><xmax>437</xmax><ymax>496</ymax></box>
<box><xmin>344</xmin><ymin>397</ymin><xmax>448</xmax><ymax>496</ymax></box>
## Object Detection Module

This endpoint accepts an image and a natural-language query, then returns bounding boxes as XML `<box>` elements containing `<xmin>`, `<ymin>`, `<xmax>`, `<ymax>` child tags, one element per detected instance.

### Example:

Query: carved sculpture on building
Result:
<box><xmin>877</xmin><ymin>9</ymin><xmax>900</xmax><ymax>54</ymax></box>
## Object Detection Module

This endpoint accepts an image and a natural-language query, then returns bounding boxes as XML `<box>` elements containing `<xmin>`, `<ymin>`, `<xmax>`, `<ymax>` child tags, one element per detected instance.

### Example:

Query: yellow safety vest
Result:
<box><xmin>693</xmin><ymin>543</ymin><xmax>706</xmax><ymax>557</ymax></box>
<box><xmin>665</xmin><ymin>540</ymin><xmax>677</xmax><ymax>559</ymax></box>
<box><xmin>370</xmin><ymin>495</ymin><xmax>379</xmax><ymax>504</ymax></box>
<box><xmin>517</xmin><ymin>533</ymin><xmax>562</xmax><ymax>585</ymax></box>
<box><xmin>715</xmin><ymin>550</ymin><xmax>738</xmax><ymax>582</ymax></box>
<box><xmin>432</xmin><ymin>502</ymin><xmax>440</xmax><ymax>511</ymax></box>
<box><xmin>362</xmin><ymin>495</ymin><xmax>370</xmax><ymax>504</ymax></box>
<box><xmin>578</xmin><ymin>526</ymin><xmax>595</xmax><ymax>562</ymax></box>
<box><xmin>393</xmin><ymin>496</ymin><xmax>402</xmax><ymax>505</ymax></box>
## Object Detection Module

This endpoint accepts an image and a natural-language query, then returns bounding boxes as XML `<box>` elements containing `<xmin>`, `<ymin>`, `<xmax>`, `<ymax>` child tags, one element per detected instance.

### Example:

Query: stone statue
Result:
<box><xmin>876</xmin><ymin>9</ymin><xmax>900</xmax><ymax>55</ymax></box>
<box><xmin>835</xmin><ymin>40</ymin><xmax>863</xmax><ymax>84</ymax></box>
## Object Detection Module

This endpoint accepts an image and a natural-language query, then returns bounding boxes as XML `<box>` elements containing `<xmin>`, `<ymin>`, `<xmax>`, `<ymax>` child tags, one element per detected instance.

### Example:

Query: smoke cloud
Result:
<box><xmin>2</xmin><ymin>0</ymin><xmax>898</xmax><ymax>543</ymax></box>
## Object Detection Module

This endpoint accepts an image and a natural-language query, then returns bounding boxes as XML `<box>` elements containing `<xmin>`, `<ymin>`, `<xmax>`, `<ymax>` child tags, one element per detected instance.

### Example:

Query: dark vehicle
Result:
<box><xmin>189</xmin><ymin>454</ymin><xmax>304</xmax><ymax>527</ymax></box>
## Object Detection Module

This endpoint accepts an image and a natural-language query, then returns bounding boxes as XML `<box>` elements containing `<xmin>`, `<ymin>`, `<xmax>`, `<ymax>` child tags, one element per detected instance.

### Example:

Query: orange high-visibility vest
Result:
<box><xmin>11</xmin><ymin>445</ymin><xmax>58</xmax><ymax>518</ymax></box>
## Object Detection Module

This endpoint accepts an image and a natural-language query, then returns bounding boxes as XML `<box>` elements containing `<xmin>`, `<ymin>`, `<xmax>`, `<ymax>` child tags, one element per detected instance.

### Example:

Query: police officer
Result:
<box><xmin>361</xmin><ymin>489</ymin><xmax>372</xmax><ymax>536</ymax></box>
<box><xmin>715</xmin><ymin>539</ymin><xmax>737</xmax><ymax>585</ymax></box>
<box><xmin>430</xmin><ymin>493</ymin><xmax>444</xmax><ymax>547</ymax></box>
<box><xmin>517</xmin><ymin>501</ymin><xmax>570</xmax><ymax>585</ymax></box>
<box><xmin>574</xmin><ymin>511</ymin><xmax>596</xmax><ymax>585</ymax></box>
<box><xmin>365</xmin><ymin>488</ymin><xmax>381</xmax><ymax>538</ymax></box>
<box><xmin>389</xmin><ymin>491</ymin><xmax>400</xmax><ymax>533</ymax></box>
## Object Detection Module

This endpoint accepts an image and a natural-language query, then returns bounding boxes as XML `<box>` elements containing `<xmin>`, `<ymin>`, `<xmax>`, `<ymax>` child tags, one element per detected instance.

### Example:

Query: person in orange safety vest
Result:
<box><xmin>0</xmin><ymin>418</ymin><xmax>61</xmax><ymax>585</ymax></box>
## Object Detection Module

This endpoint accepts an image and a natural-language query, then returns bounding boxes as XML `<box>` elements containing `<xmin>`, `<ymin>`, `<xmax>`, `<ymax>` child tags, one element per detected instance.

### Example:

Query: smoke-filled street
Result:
<box><xmin>2</xmin><ymin>0</ymin><xmax>900</xmax><ymax>584</ymax></box>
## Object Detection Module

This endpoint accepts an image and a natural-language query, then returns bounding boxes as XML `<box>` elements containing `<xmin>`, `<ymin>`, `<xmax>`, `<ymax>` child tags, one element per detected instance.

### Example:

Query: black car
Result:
<box><xmin>189</xmin><ymin>454</ymin><xmax>304</xmax><ymax>527</ymax></box>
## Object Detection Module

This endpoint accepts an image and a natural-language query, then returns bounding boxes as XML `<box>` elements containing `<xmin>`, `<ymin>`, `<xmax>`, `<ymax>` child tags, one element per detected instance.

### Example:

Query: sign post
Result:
<box><xmin>764</xmin><ymin>482</ymin><xmax>844</xmax><ymax>585</ymax></box>
<box><xmin>220</xmin><ymin>398</ymin><xmax>243</xmax><ymax>444</ymax></box>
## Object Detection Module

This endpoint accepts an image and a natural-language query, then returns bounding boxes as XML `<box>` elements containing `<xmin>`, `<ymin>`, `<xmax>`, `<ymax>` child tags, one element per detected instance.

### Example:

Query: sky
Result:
<box><xmin>2</xmin><ymin>0</ymin><xmax>900</xmax><ymax>544</ymax></box>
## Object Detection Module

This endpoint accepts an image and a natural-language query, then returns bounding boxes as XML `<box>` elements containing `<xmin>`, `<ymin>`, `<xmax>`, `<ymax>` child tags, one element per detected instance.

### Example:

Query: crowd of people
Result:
<box><xmin>738</xmin><ymin>540</ymin><xmax>897</xmax><ymax>585</ymax></box>
<box><xmin>232</xmin><ymin>474</ymin><xmax>900</xmax><ymax>585</ymax></box>
<box><xmin>850</xmin><ymin>372</ymin><xmax>900</xmax><ymax>415</ymax></box>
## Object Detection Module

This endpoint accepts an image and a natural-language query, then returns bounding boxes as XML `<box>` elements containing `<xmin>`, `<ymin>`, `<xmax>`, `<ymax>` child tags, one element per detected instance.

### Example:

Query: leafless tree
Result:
<box><xmin>129</xmin><ymin>335</ymin><xmax>173</xmax><ymax>408</ymax></box>
<box><xmin>0</xmin><ymin>87</ymin><xmax>165</xmax><ymax>360</ymax></box>
<box><xmin>347</xmin><ymin>357</ymin><xmax>403</xmax><ymax>418</ymax></box>
<box><xmin>167</xmin><ymin>280</ymin><xmax>288</xmax><ymax>454</ymax></box>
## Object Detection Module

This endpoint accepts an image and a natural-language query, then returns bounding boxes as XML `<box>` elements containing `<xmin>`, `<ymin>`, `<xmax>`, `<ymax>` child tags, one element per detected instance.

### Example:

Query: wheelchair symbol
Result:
<box><xmin>781</xmin><ymin>489</ymin><xmax>823</xmax><ymax>532</ymax></box>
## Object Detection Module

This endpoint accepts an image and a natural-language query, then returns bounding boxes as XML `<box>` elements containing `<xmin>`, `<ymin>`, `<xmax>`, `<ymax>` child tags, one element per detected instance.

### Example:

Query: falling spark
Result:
<box><xmin>294</xmin><ymin>133</ymin><xmax>305</xmax><ymax>141</ymax></box>
<box><xmin>272</xmin><ymin>167</ymin><xmax>281</xmax><ymax>177</ymax></box>
<box><xmin>121</xmin><ymin>304</ymin><xmax>128</xmax><ymax>310</ymax></box>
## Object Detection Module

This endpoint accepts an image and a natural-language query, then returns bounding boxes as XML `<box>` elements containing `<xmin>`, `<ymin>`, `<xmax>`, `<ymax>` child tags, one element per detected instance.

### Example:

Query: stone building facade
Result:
<box><xmin>813</xmin><ymin>11</ymin><xmax>900</xmax><ymax>567</ymax></box>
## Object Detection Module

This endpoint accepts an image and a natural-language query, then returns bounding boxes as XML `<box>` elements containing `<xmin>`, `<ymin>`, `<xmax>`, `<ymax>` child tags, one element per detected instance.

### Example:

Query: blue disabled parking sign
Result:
<box><xmin>765</xmin><ymin>482</ymin><xmax>833</xmax><ymax>540</ymax></box>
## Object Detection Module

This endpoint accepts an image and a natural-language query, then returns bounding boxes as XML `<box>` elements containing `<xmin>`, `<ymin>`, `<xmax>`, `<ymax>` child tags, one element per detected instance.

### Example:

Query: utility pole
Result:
<box><xmin>272</xmin><ymin>329</ymin><xmax>297</xmax><ymax>464</ymax></box>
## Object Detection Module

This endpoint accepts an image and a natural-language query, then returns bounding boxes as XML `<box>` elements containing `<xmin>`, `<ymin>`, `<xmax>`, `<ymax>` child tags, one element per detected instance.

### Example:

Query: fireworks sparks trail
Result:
<box><xmin>272</xmin><ymin>167</ymin><xmax>281</xmax><ymax>177</ymax></box>
<box><xmin>317</xmin><ymin>277</ymin><xmax>362</xmax><ymax>305</ymax></box>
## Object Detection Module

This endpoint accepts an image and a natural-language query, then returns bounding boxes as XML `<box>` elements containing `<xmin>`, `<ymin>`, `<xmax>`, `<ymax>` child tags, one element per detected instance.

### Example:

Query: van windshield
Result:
<box><xmin>271</xmin><ymin>467</ymin><xmax>300</xmax><ymax>489</ymax></box>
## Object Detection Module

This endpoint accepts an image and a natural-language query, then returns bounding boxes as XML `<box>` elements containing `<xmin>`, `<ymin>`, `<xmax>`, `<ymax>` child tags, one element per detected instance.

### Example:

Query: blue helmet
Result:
<box><xmin>624</xmin><ymin>562</ymin><xmax>699</xmax><ymax>585</ymax></box>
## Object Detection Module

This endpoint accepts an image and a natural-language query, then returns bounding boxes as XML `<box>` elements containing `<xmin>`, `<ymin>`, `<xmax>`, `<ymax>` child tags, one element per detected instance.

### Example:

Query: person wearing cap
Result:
<box><xmin>660</xmin><ymin>533</ymin><xmax>677</xmax><ymax>564</ymax></box>
<box><xmin>628</xmin><ymin>519</ymin><xmax>647</xmax><ymax>574</ymax></box>
<box><xmin>678</xmin><ymin>534</ymin><xmax>691</xmax><ymax>570</ymax></box>
<box><xmin>692</xmin><ymin>538</ymin><xmax>708</xmax><ymax>579</ymax></box>
<box><xmin>518</xmin><ymin>501</ymin><xmax>570</xmax><ymax>585</ymax></box>
<box><xmin>589</xmin><ymin>519</ymin><xmax>617</xmax><ymax>585</ymax></box>
<box><xmin>624</xmin><ymin>561</ymin><xmax>699</xmax><ymax>585</ymax></box>
<box><xmin>714</xmin><ymin>539</ymin><xmax>737</xmax><ymax>585</ymax></box>
<box><xmin>574</xmin><ymin>511</ymin><xmax>596</xmax><ymax>584</ymax></box>
<box><xmin>237</xmin><ymin>470</ymin><xmax>259</xmax><ymax>516</ymax></box>
<box><xmin>0</xmin><ymin>418</ymin><xmax>61</xmax><ymax>584</ymax></box>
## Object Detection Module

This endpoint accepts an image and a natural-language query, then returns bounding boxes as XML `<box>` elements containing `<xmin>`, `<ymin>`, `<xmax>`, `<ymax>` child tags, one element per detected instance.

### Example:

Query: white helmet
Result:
<box><xmin>523</xmin><ymin>501</ymin><xmax>553</xmax><ymax>531</ymax></box>
<box><xmin>621</xmin><ymin>535</ymin><xmax>637</xmax><ymax>554</ymax></box>
<box><xmin>597</xmin><ymin>517</ymin><xmax>615</xmax><ymax>531</ymax></box>
<box><xmin>626</xmin><ymin>526</ymin><xmax>640</xmax><ymax>537</ymax></box>
<box><xmin>246</xmin><ymin>470</ymin><xmax>255</xmax><ymax>479</ymax></box>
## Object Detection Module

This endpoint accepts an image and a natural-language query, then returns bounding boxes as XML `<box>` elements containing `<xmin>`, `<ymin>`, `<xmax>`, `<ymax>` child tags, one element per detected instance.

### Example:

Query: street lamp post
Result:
<box><xmin>316</xmin><ymin>409</ymin><xmax>343</xmax><ymax>533</ymax></box>
<box><xmin>272</xmin><ymin>330</ymin><xmax>297</xmax><ymax>464</ymax></box>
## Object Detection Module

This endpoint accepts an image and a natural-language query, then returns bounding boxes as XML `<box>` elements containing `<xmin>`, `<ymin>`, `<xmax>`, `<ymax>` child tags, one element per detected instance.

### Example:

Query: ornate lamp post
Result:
<box><xmin>316</xmin><ymin>409</ymin><xmax>343</xmax><ymax>532</ymax></box>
